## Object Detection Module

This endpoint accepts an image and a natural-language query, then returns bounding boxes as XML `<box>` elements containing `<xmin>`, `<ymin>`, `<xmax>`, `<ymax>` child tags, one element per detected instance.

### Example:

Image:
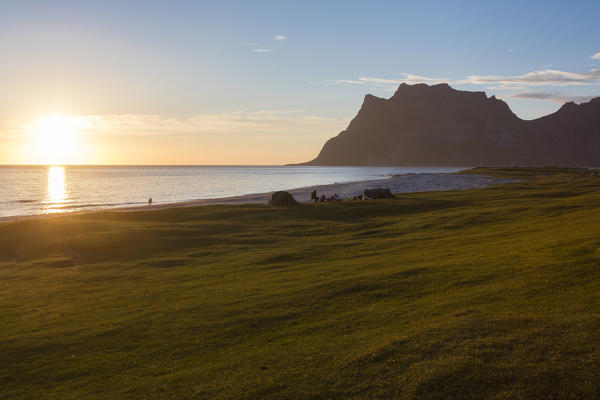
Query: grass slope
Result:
<box><xmin>1</xmin><ymin>167</ymin><xmax>600</xmax><ymax>399</ymax></box>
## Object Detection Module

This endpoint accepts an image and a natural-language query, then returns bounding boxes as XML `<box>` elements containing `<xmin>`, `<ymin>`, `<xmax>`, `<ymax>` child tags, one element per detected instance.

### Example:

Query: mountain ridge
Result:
<box><xmin>295</xmin><ymin>83</ymin><xmax>600</xmax><ymax>166</ymax></box>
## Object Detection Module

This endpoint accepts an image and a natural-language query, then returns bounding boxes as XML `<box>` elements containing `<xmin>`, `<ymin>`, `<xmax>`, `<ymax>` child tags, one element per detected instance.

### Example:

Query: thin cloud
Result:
<box><xmin>252</xmin><ymin>49</ymin><xmax>272</xmax><ymax>53</ymax></box>
<box><xmin>508</xmin><ymin>91</ymin><xmax>598</xmax><ymax>104</ymax></box>
<box><xmin>0</xmin><ymin>132</ymin><xmax>25</xmax><ymax>138</ymax></box>
<box><xmin>331</xmin><ymin>68</ymin><xmax>600</xmax><ymax>91</ymax></box>
<box><xmin>485</xmin><ymin>85</ymin><xmax>527</xmax><ymax>91</ymax></box>
<box><xmin>328</xmin><ymin>79</ymin><xmax>366</xmax><ymax>85</ymax></box>
<box><xmin>592</xmin><ymin>52</ymin><xmax>600</xmax><ymax>59</ymax></box>
<box><xmin>327</xmin><ymin>74</ymin><xmax>451</xmax><ymax>90</ymax></box>
<box><xmin>463</xmin><ymin>69</ymin><xmax>600</xmax><ymax>86</ymax></box>
<box><xmin>13</xmin><ymin>111</ymin><xmax>347</xmax><ymax>138</ymax></box>
<box><xmin>274</xmin><ymin>35</ymin><xmax>286</xmax><ymax>40</ymax></box>
<box><xmin>360</xmin><ymin>74</ymin><xmax>451</xmax><ymax>85</ymax></box>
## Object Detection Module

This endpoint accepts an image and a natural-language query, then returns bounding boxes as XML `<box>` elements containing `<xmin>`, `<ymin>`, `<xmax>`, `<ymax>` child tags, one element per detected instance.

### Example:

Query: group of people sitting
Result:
<box><xmin>310</xmin><ymin>190</ymin><xmax>342</xmax><ymax>203</ymax></box>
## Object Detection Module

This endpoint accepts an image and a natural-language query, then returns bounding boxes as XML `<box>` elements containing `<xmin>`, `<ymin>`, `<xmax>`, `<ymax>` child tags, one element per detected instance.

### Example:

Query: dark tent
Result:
<box><xmin>267</xmin><ymin>191</ymin><xmax>299</xmax><ymax>207</ymax></box>
<box><xmin>362</xmin><ymin>188</ymin><xmax>396</xmax><ymax>199</ymax></box>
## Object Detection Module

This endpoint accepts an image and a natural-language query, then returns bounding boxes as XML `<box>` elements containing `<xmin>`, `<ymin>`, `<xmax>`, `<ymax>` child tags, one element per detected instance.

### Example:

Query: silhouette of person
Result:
<box><xmin>148</xmin><ymin>197</ymin><xmax>152</xmax><ymax>206</ymax></box>
<box><xmin>319</xmin><ymin>194</ymin><xmax>326</xmax><ymax>202</ymax></box>
<box><xmin>311</xmin><ymin>190</ymin><xmax>318</xmax><ymax>202</ymax></box>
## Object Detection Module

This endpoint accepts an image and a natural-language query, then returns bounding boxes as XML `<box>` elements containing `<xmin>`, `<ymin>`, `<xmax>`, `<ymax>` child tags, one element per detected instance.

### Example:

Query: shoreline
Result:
<box><xmin>0</xmin><ymin>172</ymin><xmax>512</xmax><ymax>223</ymax></box>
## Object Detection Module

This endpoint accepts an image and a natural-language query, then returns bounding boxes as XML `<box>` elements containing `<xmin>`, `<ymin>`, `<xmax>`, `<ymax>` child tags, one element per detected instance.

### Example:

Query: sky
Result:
<box><xmin>1</xmin><ymin>0</ymin><xmax>599</xmax><ymax>165</ymax></box>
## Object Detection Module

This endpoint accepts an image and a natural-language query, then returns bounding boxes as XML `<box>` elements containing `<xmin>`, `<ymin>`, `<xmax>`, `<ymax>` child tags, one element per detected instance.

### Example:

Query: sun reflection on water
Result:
<box><xmin>46</xmin><ymin>166</ymin><xmax>68</xmax><ymax>213</ymax></box>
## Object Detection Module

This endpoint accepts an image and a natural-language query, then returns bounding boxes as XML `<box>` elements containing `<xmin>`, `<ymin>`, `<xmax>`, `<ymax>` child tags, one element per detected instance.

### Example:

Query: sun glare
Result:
<box><xmin>30</xmin><ymin>115</ymin><xmax>84</xmax><ymax>164</ymax></box>
<box><xmin>46</xmin><ymin>166</ymin><xmax>68</xmax><ymax>212</ymax></box>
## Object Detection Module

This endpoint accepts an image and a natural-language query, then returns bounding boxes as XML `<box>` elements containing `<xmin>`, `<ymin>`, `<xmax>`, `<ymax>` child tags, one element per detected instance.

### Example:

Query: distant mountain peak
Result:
<box><xmin>393</xmin><ymin>82</ymin><xmax>452</xmax><ymax>96</ymax></box>
<box><xmin>294</xmin><ymin>83</ymin><xmax>600</xmax><ymax>167</ymax></box>
<box><xmin>559</xmin><ymin>101</ymin><xmax>577</xmax><ymax>111</ymax></box>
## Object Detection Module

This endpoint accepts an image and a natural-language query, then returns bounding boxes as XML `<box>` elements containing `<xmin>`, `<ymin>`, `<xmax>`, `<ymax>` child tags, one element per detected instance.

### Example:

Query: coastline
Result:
<box><xmin>0</xmin><ymin>172</ymin><xmax>511</xmax><ymax>223</ymax></box>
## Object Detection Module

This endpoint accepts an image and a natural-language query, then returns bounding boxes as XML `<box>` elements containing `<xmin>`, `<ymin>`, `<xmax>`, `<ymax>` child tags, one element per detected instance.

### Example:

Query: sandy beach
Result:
<box><xmin>0</xmin><ymin>172</ymin><xmax>512</xmax><ymax>222</ymax></box>
<box><xmin>116</xmin><ymin>172</ymin><xmax>512</xmax><ymax>209</ymax></box>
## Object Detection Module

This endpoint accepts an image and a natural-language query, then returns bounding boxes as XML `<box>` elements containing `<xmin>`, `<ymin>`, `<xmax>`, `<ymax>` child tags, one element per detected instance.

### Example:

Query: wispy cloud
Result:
<box><xmin>274</xmin><ymin>35</ymin><xmax>286</xmax><ymax>40</ymax></box>
<box><xmin>331</xmin><ymin>68</ymin><xmax>600</xmax><ymax>92</ymax></box>
<box><xmin>252</xmin><ymin>48</ymin><xmax>272</xmax><ymax>53</ymax></box>
<box><xmin>592</xmin><ymin>52</ymin><xmax>600</xmax><ymax>59</ymax></box>
<box><xmin>507</xmin><ymin>91</ymin><xmax>598</xmax><ymax>104</ymax></box>
<box><xmin>327</xmin><ymin>74</ymin><xmax>451</xmax><ymax>87</ymax></box>
<box><xmin>485</xmin><ymin>85</ymin><xmax>527</xmax><ymax>91</ymax></box>
<box><xmin>361</xmin><ymin>74</ymin><xmax>452</xmax><ymax>85</ymax></box>
<box><xmin>0</xmin><ymin>131</ymin><xmax>25</xmax><ymax>138</ymax></box>
<box><xmin>13</xmin><ymin>111</ymin><xmax>347</xmax><ymax>138</ymax></box>
<box><xmin>462</xmin><ymin>69</ymin><xmax>600</xmax><ymax>86</ymax></box>
<box><xmin>328</xmin><ymin>79</ymin><xmax>366</xmax><ymax>85</ymax></box>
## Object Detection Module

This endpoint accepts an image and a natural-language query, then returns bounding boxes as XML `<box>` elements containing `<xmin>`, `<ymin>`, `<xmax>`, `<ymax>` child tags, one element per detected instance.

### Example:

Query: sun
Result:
<box><xmin>30</xmin><ymin>115</ymin><xmax>83</xmax><ymax>164</ymax></box>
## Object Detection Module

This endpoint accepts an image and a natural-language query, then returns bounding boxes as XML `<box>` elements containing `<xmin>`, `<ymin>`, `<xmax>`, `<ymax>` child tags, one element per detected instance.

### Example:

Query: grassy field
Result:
<box><xmin>1</xmin><ymin>167</ymin><xmax>600</xmax><ymax>399</ymax></box>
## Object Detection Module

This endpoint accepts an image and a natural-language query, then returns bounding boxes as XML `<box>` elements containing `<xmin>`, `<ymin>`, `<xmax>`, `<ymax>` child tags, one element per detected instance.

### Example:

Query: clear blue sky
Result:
<box><xmin>1</xmin><ymin>0</ymin><xmax>599</xmax><ymax>164</ymax></box>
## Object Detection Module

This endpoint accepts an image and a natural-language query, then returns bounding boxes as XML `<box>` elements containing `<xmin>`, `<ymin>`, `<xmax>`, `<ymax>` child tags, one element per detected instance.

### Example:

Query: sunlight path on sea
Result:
<box><xmin>45</xmin><ymin>166</ymin><xmax>68</xmax><ymax>213</ymax></box>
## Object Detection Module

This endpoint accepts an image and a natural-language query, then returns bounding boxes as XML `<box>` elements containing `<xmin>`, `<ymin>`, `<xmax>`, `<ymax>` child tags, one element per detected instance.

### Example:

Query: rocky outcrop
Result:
<box><xmin>362</xmin><ymin>188</ymin><xmax>396</xmax><ymax>199</ymax></box>
<box><xmin>267</xmin><ymin>191</ymin><xmax>298</xmax><ymax>207</ymax></box>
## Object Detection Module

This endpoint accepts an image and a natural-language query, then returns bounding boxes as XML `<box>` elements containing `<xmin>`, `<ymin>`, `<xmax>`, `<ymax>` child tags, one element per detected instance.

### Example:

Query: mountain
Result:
<box><xmin>297</xmin><ymin>83</ymin><xmax>600</xmax><ymax>166</ymax></box>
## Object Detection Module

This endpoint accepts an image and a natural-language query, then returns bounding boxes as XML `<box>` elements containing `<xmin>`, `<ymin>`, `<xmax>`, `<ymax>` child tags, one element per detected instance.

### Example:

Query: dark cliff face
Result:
<box><xmin>299</xmin><ymin>83</ymin><xmax>600</xmax><ymax>166</ymax></box>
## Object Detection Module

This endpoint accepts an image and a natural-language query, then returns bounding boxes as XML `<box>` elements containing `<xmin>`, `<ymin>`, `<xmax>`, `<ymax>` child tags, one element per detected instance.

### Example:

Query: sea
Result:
<box><xmin>0</xmin><ymin>165</ymin><xmax>465</xmax><ymax>218</ymax></box>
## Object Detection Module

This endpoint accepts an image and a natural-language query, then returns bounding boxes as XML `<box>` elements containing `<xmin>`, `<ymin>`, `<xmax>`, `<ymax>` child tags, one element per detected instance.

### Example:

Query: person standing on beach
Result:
<box><xmin>148</xmin><ymin>197</ymin><xmax>152</xmax><ymax>206</ymax></box>
<box><xmin>311</xmin><ymin>190</ymin><xmax>318</xmax><ymax>202</ymax></box>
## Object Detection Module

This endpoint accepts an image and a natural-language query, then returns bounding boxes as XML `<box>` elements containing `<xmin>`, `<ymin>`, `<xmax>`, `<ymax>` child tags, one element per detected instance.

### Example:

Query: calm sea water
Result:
<box><xmin>0</xmin><ymin>165</ymin><xmax>464</xmax><ymax>217</ymax></box>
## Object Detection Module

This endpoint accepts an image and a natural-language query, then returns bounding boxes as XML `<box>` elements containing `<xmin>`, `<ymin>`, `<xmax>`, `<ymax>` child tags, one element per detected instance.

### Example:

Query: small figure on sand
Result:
<box><xmin>311</xmin><ymin>189</ymin><xmax>318</xmax><ymax>202</ymax></box>
<box><xmin>326</xmin><ymin>193</ymin><xmax>343</xmax><ymax>202</ymax></box>
<box><xmin>319</xmin><ymin>194</ymin><xmax>326</xmax><ymax>202</ymax></box>
<box><xmin>148</xmin><ymin>197</ymin><xmax>152</xmax><ymax>206</ymax></box>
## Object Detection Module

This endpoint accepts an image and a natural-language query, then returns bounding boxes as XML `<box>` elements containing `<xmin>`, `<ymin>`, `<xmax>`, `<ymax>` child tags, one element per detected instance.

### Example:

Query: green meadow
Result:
<box><xmin>2</xmin><ymin>167</ymin><xmax>600</xmax><ymax>399</ymax></box>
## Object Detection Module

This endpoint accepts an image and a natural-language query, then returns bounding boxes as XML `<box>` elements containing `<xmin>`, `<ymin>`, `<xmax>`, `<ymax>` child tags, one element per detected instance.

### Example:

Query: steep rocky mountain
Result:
<box><xmin>297</xmin><ymin>83</ymin><xmax>600</xmax><ymax>166</ymax></box>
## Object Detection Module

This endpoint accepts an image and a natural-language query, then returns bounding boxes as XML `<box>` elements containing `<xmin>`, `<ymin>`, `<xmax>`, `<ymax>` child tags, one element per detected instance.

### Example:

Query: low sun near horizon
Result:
<box><xmin>1</xmin><ymin>2</ymin><xmax>599</xmax><ymax>166</ymax></box>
